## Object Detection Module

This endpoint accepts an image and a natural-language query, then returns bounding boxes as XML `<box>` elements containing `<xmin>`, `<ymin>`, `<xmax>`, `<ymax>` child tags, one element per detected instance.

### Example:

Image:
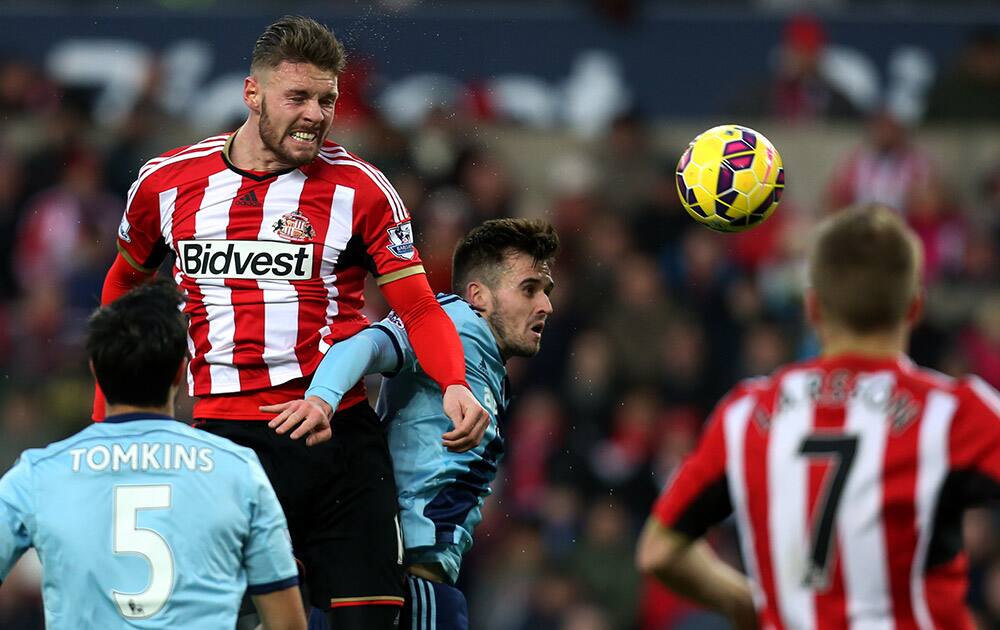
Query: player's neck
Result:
<box><xmin>819</xmin><ymin>326</ymin><xmax>907</xmax><ymax>361</ymax></box>
<box><xmin>105</xmin><ymin>402</ymin><xmax>175</xmax><ymax>419</ymax></box>
<box><xmin>228</xmin><ymin>122</ymin><xmax>288</xmax><ymax>172</ymax></box>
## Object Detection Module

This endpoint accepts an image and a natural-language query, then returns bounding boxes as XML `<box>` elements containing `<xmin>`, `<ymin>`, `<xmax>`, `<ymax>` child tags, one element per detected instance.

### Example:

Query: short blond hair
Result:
<box><xmin>808</xmin><ymin>204</ymin><xmax>923</xmax><ymax>333</ymax></box>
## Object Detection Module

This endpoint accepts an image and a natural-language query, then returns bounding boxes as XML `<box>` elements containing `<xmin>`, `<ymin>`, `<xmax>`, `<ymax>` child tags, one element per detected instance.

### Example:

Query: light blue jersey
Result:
<box><xmin>305</xmin><ymin>294</ymin><xmax>507</xmax><ymax>585</ymax></box>
<box><xmin>374</xmin><ymin>295</ymin><xmax>508</xmax><ymax>584</ymax></box>
<box><xmin>0</xmin><ymin>413</ymin><xmax>298</xmax><ymax>629</ymax></box>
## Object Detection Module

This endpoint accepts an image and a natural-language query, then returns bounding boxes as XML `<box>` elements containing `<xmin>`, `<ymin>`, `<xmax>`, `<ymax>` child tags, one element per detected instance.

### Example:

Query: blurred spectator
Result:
<box><xmin>593</xmin><ymin>111</ymin><xmax>661</xmax><ymax>219</ymax></box>
<box><xmin>905</xmin><ymin>178</ymin><xmax>967</xmax><ymax>282</ymax></box>
<box><xmin>824</xmin><ymin>108</ymin><xmax>937</xmax><ymax>213</ymax></box>
<box><xmin>569</xmin><ymin>500</ymin><xmax>641</xmax><ymax>630</ymax></box>
<box><xmin>731</xmin><ymin>14</ymin><xmax>863</xmax><ymax>122</ymax></box>
<box><xmin>926</xmin><ymin>28</ymin><xmax>1000</xmax><ymax>121</ymax></box>
<box><xmin>0</xmin><ymin>150</ymin><xmax>26</xmax><ymax>301</ymax></box>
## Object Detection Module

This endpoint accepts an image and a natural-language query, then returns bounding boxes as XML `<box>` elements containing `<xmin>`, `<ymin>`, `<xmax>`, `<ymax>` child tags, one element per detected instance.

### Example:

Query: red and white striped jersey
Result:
<box><xmin>653</xmin><ymin>354</ymin><xmax>1000</xmax><ymax>630</ymax></box>
<box><xmin>116</xmin><ymin>133</ymin><xmax>423</xmax><ymax>418</ymax></box>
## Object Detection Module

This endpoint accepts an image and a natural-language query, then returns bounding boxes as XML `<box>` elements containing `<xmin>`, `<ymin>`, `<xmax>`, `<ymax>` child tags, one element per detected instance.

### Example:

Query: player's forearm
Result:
<box><xmin>252</xmin><ymin>587</ymin><xmax>307</xmax><ymax>630</ymax></box>
<box><xmin>381</xmin><ymin>274</ymin><xmax>467</xmax><ymax>391</ymax></box>
<box><xmin>637</xmin><ymin>519</ymin><xmax>757</xmax><ymax>628</ymax></box>
<box><xmin>305</xmin><ymin>329</ymin><xmax>396</xmax><ymax>406</ymax></box>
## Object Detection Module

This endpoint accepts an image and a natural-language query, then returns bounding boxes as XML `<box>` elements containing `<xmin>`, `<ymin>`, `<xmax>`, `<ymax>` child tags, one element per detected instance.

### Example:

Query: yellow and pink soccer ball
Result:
<box><xmin>675</xmin><ymin>125</ymin><xmax>785</xmax><ymax>233</ymax></box>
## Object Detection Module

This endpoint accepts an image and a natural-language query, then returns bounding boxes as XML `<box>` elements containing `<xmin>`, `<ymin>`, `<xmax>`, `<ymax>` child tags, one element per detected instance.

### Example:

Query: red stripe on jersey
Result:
<box><xmin>171</xmin><ymin>177</ymin><xmax>213</xmax><ymax>394</ymax></box>
<box><xmin>744</xmin><ymin>388</ymin><xmax>782</xmax><ymax>630</ymax></box>
<box><xmin>810</xmin><ymin>402</ymin><xmax>848</xmax><ymax>630</ymax></box>
<box><xmin>226</xmin><ymin>178</ymin><xmax>271</xmax><ymax>392</ymax></box>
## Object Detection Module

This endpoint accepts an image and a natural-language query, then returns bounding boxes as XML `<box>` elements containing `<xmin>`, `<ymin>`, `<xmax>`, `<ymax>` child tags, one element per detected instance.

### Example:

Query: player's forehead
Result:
<box><xmin>499</xmin><ymin>250</ymin><xmax>553</xmax><ymax>286</ymax></box>
<box><xmin>260</xmin><ymin>61</ymin><xmax>338</xmax><ymax>93</ymax></box>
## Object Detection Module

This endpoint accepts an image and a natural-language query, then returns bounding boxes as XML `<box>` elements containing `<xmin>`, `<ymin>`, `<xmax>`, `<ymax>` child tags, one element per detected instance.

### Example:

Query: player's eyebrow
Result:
<box><xmin>520</xmin><ymin>275</ymin><xmax>555</xmax><ymax>294</ymax></box>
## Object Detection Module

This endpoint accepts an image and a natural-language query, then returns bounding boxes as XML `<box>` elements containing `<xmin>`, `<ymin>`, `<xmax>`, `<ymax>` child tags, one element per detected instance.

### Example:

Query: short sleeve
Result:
<box><xmin>355</xmin><ymin>172</ymin><xmax>424</xmax><ymax>285</ymax></box>
<box><xmin>651</xmin><ymin>404</ymin><xmax>732</xmax><ymax>540</ymax></box>
<box><xmin>116</xmin><ymin>175</ymin><xmax>169</xmax><ymax>272</ymax></box>
<box><xmin>950</xmin><ymin>377</ymin><xmax>1000</xmax><ymax>505</ymax></box>
<box><xmin>243</xmin><ymin>455</ymin><xmax>298</xmax><ymax>593</ymax></box>
<box><xmin>0</xmin><ymin>458</ymin><xmax>34</xmax><ymax>580</ymax></box>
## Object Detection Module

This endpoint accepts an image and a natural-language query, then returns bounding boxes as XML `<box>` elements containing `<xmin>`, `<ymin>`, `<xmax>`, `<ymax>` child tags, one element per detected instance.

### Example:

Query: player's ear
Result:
<box><xmin>905</xmin><ymin>291</ymin><xmax>924</xmax><ymax>327</ymax></box>
<box><xmin>244</xmin><ymin>75</ymin><xmax>261</xmax><ymax>113</ymax></box>
<box><xmin>465</xmin><ymin>281</ymin><xmax>489</xmax><ymax>311</ymax></box>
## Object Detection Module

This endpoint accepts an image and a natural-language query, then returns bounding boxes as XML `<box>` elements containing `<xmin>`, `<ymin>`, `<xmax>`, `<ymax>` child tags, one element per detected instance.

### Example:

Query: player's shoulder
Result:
<box><xmin>954</xmin><ymin>374</ymin><xmax>1000</xmax><ymax>421</ymax></box>
<box><xmin>712</xmin><ymin>359</ymin><xmax>816</xmax><ymax>412</ymax></box>
<box><xmin>308</xmin><ymin>140</ymin><xmax>404</xmax><ymax>204</ymax></box>
<box><xmin>131</xmin><ymin>133</ymin><xmax>230</xmax><ymax>192</ymax></box>
<box><xmin>309</xmin><ymin>140</ymin><xmax>385</xmax><ymax>183</ymax></box>
<box><xmin>438</xmin><ymin>293</ymin><xmax>494</xmax><ymax>341</ymax></box>
<box><xmin>438</xmin><ymin>293</ymin><xmax>479</xmax><ymax>322</ymax></box>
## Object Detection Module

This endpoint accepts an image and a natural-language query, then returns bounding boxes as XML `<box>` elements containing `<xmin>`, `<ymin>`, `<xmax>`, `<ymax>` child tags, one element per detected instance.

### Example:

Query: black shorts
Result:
<box><xmin>197</xmin><ymin>403</ymin><xmax>404</xmax><ymax>611</ymax></box>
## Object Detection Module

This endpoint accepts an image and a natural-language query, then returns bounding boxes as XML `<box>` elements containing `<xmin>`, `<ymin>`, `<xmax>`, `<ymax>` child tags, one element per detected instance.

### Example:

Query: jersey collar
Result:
<box><xmin>103</xmin><ymin>412</ymin><xmax>177</xmax><ymax>424</ymax></box>
<box><xmin>221</xmin><ymin>131</ymin><xmax>297</xmax><ymax>182</ymax></box>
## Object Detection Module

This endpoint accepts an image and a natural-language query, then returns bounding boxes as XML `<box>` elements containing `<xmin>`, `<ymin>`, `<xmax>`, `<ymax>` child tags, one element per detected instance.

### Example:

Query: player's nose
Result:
<box><xmin>536</xmin><ymin>293</ymin><xmax>553</xmax><ymax>315</ymax></box>
<box><xmin>302</xmin><ymin>98</ymin><xmax>323</xmax><ymax>123</ymax></box>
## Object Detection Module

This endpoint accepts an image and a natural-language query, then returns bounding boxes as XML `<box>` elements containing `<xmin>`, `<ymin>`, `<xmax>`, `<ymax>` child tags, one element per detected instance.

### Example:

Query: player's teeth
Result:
<box><xmin>291</xmin><ymin>132</ymin><xmax>315</xmax><ymax>141</ymax></box>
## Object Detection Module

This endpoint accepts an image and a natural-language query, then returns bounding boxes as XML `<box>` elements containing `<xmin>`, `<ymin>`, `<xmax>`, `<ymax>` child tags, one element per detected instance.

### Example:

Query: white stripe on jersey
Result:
<box><xmin>318</xmin><ymin>149</ymin><xmax>408</xmax><ymax>223</ymax></box>
<box><xmin>911</xmin><ymin>390</ymin><xmax>958</xmax><ymax>630</ymax></box>
<box><xmin>317</xmin><ymin>185</ymin><xmax>355</xmax><ymax>354</ymax></box>
<box><xmin>768</xmin><ymin>370</ymin><xmax>817</xmax><ymax>630</ymax></box>
<box><xmin>127</xmin><ymin>142</ymin><xmax>227</xmax><ymax>212</ymax></box>
<box><xmin>196</xmin><ymin>169</ymin><xmax>243</xmax><ymax>393</ymax></box>
<box><xmin>136</xmin><ymin>135</ymin><xmax>229</xmax><ymax>179</ymax></box>
<box><xmin>258</xmin><ymin>170</ymin><xmax>307</xmax><ymax>385</ymax></box>
<box><xmin>724</xmin><ymin>395</ymin><xmax>765</xmax><ymax>610</ymax></box>
<box><xmin>839</xmin><ymin>373</ymin><xmax>894</xmax><ymax>629</ymax></box>
<box><xmin>159</xmin><ymin>187</ymin><xmax>178</xmax><ymax>248</ymax></box>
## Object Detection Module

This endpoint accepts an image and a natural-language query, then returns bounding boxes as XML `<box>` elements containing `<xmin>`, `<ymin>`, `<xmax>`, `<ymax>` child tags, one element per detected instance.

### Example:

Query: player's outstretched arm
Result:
<box><xmin>262</xmin><ymin>328</ymin><xmax>399</xmax><ymax>445</ymax></box>
<box><xmin>252</xmin><ymin>587</ymin><xmax>307</xmax><ymax>630</ymax></box>
<box><xmin>636</xmin><ymin>518</ymin><xmax>757</xmax><ymax>630</ymax></box>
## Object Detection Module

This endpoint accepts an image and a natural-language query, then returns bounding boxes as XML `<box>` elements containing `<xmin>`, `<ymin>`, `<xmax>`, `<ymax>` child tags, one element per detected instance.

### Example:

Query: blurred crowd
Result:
<box><xmin>2</xmin><ymin>12</ymin><xmax>1000</xmax><ymax>630</ymax></box>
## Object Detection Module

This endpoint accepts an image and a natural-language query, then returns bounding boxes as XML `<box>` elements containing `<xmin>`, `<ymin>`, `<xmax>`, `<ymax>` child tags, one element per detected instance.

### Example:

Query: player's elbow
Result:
<box><xmin>635</xmin><ymin>518</ymin><xmax>677</xmax><ymax>576</ymax></box>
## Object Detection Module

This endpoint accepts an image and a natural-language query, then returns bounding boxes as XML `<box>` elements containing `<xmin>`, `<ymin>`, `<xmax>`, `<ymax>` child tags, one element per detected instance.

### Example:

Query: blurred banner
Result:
<box><xmin>1</xmin><ymin>8</ymin><xmax>992</xmax><ymax>129</ymax></box>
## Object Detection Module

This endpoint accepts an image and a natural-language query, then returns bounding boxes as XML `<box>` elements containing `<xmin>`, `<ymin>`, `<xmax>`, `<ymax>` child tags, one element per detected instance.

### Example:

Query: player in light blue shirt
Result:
<box><xmin>0</xmin><ymin>280</ymin><xmax>306</xmax><ymax>630</ymax></box>
<box><xmin>264</xmin><ymin>218</ymin><xmax>559</xmax><ymax>630</ymax></box>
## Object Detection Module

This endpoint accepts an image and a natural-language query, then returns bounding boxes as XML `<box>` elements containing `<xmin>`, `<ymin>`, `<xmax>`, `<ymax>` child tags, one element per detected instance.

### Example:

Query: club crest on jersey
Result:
<box><xmin>387</xmin><ymin>221</ymin><xmax>415</xmax><ymax>260</ymax></box>
<box><xmin>272</xmin><ymin>211</ymin><xmax>316</xmax><ymax>242</ymax></box>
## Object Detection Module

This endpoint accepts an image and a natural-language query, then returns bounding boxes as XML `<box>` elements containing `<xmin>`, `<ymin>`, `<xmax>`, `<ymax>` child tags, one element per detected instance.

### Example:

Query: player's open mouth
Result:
<box><xmin>289</xmin><ymin>131</ymin><xmax>317</xmax><ymax>144</ymax></box>
<box><xmin>530</xmin><ymin>322</ymin><xmax>545</xmax><ymax>336</ymax></box>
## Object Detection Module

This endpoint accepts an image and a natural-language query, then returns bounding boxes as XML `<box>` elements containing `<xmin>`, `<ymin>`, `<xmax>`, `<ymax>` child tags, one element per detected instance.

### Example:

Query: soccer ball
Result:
<box><xmin>675</xmin><ymin>124</ymin><xmax>785</xmax><ymax>233</ymax></box>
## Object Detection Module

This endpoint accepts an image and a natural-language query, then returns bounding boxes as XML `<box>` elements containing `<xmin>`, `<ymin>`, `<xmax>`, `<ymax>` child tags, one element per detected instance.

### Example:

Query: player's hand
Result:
<box><xmin>260</xmin><ymin>396</ymin><xmax>335</xmax><ymax>446</ymax></box>
<box><xmin>441</xmin><ymin>384</ymin><xmax>490</xmax><ymax>452</ymax></box>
